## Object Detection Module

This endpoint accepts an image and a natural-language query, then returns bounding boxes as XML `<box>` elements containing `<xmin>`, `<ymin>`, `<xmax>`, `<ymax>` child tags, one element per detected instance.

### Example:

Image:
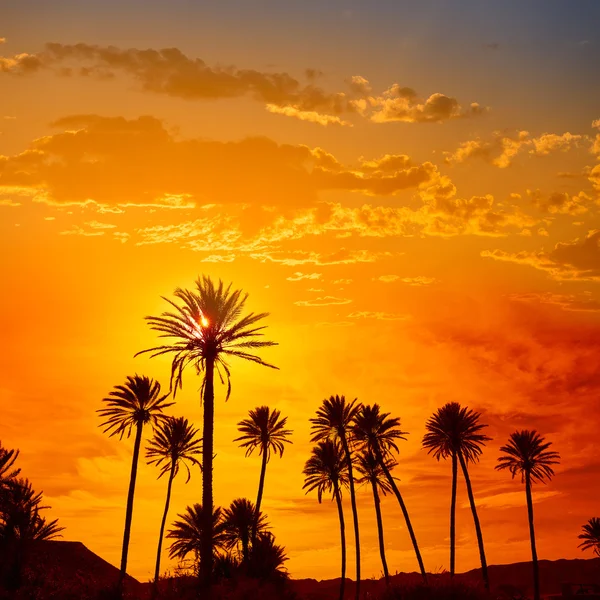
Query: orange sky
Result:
<box><xmin>2</xmin><ymin>0</ymin><xmax>600</xmax><ymax>584</ymax></box>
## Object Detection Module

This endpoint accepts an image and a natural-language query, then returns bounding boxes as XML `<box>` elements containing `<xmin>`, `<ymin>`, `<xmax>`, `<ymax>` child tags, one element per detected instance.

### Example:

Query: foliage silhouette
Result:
<box><xmin>422</xmin><ymin>402</ymin><xmax>491</xmax><ymax>588</ymax></box>
<box><xmin>137</xmin><ymin>276</ymin><xmax>277</xmax><ymax>587</ymax></box>
<box><xmin>352</xmin><ymin>403</ymin><xmax>427</xmax><ymax>582</ymax></box>
<box><xmin>496</xmin><ymin>430</ymin><xmax>560</xmax><ymax>600</ymax></box>
<box><xmin>222</xmin><ymin>497</ymin><xmax>269</xmax><ymax>565</ymax></box>
<box><xmin>234</xmin><ymin>406</ymin><xmax>292</xmax><ymax>543</ymax></box>
<box><xmin>0</xmin><ymin>443</ymin><xmax>21</xmax><ymax>491</ymax></box>
<box><xmin>146</xmin><ymin>416</ymin><xmax>202</xmax><ymax>596</ymax></box>
<box><xmin>97</xmin><ymin>374</ymin><xmax>172</xmax><ymax>593</ymax></box>
<box><xmin>310</xmin><ymin>395</ymin><xmax>362</xmax><ymax>600</ymax></box>
<box><xmin>303</xmin><ymin>439</ymin><xmax>349</xmax><ymax>600</ymax></box>
<box><xmin>355</xmin><ymin>450</ymin><xmax>396</xmax><ymax>586</ymax></box>
<box><xmin>578</xmin><ymin>517</ymin><xmax>600</xmax><ymax>556</ymax></box>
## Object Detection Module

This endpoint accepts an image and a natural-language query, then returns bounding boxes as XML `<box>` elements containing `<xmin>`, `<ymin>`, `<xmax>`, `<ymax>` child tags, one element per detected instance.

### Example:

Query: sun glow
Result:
<box><xmin>200</xmin><ymin>315</ymin><xmax>209</xmax><ymax>328</ymax></box>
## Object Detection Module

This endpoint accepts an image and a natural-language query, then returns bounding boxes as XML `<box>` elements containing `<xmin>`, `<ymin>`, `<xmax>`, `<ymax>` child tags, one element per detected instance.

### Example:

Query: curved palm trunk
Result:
<box><xmin>458</xmin><ymin>453</ymin><xmax>489</xmax><ymax>591</ymax></box>
<box><xmin>450</xmin><ymin>451</ymin><xmax>457</xmax><ymax>577</ymax></box>
<box><xmin>340</xmin><ymin>436</ymin><xmax>360</xmax><ymax>600</ymax></box>
<box><xmin>118</xmin><ymin>421</ymin><xmax>143</xmax><ymax>593</ymax></box>
<box><xmin>370</xmin><ymin>479</ymin><xmax>390</xmax><ymax>586</ymax></box>
<box><xmin>200</xmin><ymin>356</ymin><xmax>215</xmax><ymax>589</ymax></box>
<box><xmin>252</xmin><ymin>449</ymin><xmax>268</xmax><ymax>543</ymax></box>
<box><xmin>525</xmin><ymin>472</ymin><xmax>540</xmax><ymax>600</ymax></box>
<box><xmin>152</xmin><ymin>460</ymin><xmax>176</xmax><ymax>599</ymax></box>
<box><xmin>375</xmin><ymin>446</ymin><xmax>427</xmax><ymax>583</ymax></box>
<box><xmin>334</xmin><ymin>483</ymin><xmax>347</xmax><ymax>600</ymax></box>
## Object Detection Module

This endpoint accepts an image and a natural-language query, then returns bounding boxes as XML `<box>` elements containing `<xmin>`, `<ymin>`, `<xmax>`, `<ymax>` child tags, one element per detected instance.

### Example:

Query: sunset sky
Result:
<box><xmin>2</xmin><ymin>0</ymin><xmax>600</xmax><ymax>584</ymax></box>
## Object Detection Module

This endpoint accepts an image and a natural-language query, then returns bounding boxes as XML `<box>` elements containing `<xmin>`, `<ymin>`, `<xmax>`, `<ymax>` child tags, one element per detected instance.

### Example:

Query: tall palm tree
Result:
<box><xmin>422</xmin><ymin>402</ymin><xmax>491</xmax><ymax>587</ymax></box>
<box><xmin>355</xmin><ymin>450</ymin><xmax>396</xmax><ymax>586</ymax></box>
<box><xmin>578</xmin><ymin>518</ymin><xmax>600</xmax><ymax>556</ymax></box>
<box><xmin>137</xmin><ymin>276</ymin><xmax>277</xmax><ymax>587</ymax></box>
<box><xmin>310</xmin><ymin>395</ymin><xmax>362</xmax><ymax>600</ymax></box>
<box><xmin>146</xmin><ymin>417</ymin><xmax>202</xmax><ymax>595</ymax></box>
<box><xmin>496</xmin><ymin>430</ymin><xmax>560</xmax><ymax>600</ymax></box>
<box><xmin>352</xmin><ymin>404</ymin><xmax>427</xmax><ymax>582</ymax></box>
<box><xmin>303</xmin><ymin>440</ymin><xmax>349</xmax><ymax>600</ymax></box>
<box><xmin>222</xmin><ymin>498</ymin><xmax>269</xmax><ymax>564</ymax></box>
<box><xmin>234</xmin><ymin>406</ymin><xmax>292</xmax><ymax>541</ymax></box>
<box><xmin>97</xmin><ymin>375</ymin><xmax>172</xmax><ymax>590</ymax></box>
<box><xmin>167</xmin><ymin>504</ymin><xmax>227</xmax><ymax>566</ymax></box>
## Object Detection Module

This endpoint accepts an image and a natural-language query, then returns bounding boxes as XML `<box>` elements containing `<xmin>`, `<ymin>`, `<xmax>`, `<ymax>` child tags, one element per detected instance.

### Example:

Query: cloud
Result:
<box><xmin>59</xmin><ymin>226</ymin><xmax>105</xmax><ymax>237</ymax></box>
<box><xmin>400</xmin><ymin>276</ymin><xmax>437</xmax><ymax>286</ymax></box>
<box><xmin>374</xmin><ymin>274</ymin><xmax>400</xmax><ymax>283</ymax></box>
<box><xmin>0</xmin><ymin>198</ymin><xmax>20</xmax><ymax>207</ymax></box>
<box><xmin>481</xmin><ymin>230</ymin><xmax>600</xmax><ymax>281</ymax></box>
<box><xmin>265</xmin><ymin>104</ymin><xmax>352</xmax><ymax>127</ymax></box>
<box><xmin>472</xmin><ymin>490</ymin><xmax>560</xmax><ymax>510</ymax></box>
<box><xmin>295</xmin><ymin>296</ymin><xmax>352</xmax><ymax>307</ymax></box>
<box><xmin>252</xmin><ymin>249</ymin><xmax>390</xmax><ymax>266</ymax></box>
<box><xmin>347</xmin><ymin>311</ymin><xmax>411</xmax><ymax>321</ymax></box>
<box><xmin>445</xmin><ymin>130</ymin><xmax>584</xmax><ymax>168</ymax></box>
<box><xmin>286</xmin><ymin>272</ymin><xmax>322</xmax><ymax>281</ymax></box>
<box><xmin>528</xmin><ymin>189</ymin><xmax>592</xmax><ymax>215</ymax></box>
<box><xmin>0</xmin><ymin>115</ymin><xmax>442</xmax><ymax>208</ymax></box>
<box><xmin>508</xmin><ymin>292</ymin><xmax>600</xmax><ymax>313</ymax></box>
<box><xmin>0</xmin><ymin>38</ymin><xmax>6</xmax><ymax>45</ymax></box>
<box><xmin>356</xmin><ymin>83</ymin><xmax>487</xmax><ymax>124</ymax></box>
<box><xmin>0</xmin><ymin>43</ymin><xmax>485</xmax><ymax>125</ymax></box>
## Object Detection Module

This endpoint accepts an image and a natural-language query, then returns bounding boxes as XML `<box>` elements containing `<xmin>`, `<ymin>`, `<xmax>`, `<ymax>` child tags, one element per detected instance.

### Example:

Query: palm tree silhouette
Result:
<box><xmin>303</xmin><ymin>440</ymin><xmax>349</xmax><ymax>600</ymax></box>
<box><xmin>0</xmin><ymin>443</ymin><xmax>21</xmax><ymax>490</ymax></box>
<box><xmin>146</xmin><ymin>417</ymin><xmax>202</xmax><ymax>596</ymax></box>
<box><xmin>422</xmin><ymin>402</ymin><xmax>491</xmax><ymax>587</ymax></box>
<box><xmin>310</xmin><ymin>395</ymin><xmax>362</xmax><ymax>600</ymax></box>
<box><xmin>355</xmin><ymin>450</ymin><xmax>396</xmax><ymax>586</ymax></box>
<box><xmin>247</xmin><ymin>531</ymin><xmax>289</xmax><ymax>580</ymax></box>
<box><xmin>234</xmin><ymin>406</ymin><xmax>292</xmax><ymax>542</ymax></box>
<box><xmin>137</xmin><ymin>276</ymin><xmax>277</xmax><ymax>587</ymax></box>
<box><xmin>222</xmin><ymin>498</ymin><xmax>269</xmax><ymax>564</ymax></box>
<box><xmin>578</xmin><ymin>518</ymin><xmax>600</xmax><ymax>556</ymax></box>
<box><xmin>496</xmin><ymin>430</ymin><xmax>560</xmax><ymax>600</ymax></box>
<box><xmin>167</xmin><ymin>504</ymin><xmax>227</xmax><ymax>566</ymax></box>
<box><xmin>97</xmin><ymin>374</ymin><xmax>172</xmax><ymax>591</ymax></box>
<box><xmin>352</xmin><ymin>403</ymin><xmax>427</xmax><ymax>582</ymax></box>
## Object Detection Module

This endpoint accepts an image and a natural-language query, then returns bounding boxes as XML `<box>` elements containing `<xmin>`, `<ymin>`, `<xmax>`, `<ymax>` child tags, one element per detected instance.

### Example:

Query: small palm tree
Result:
<box><xmin>578</xmin><ymin>518</ymin><xmax>600</xmax><ymax>556</ymax></box>
<box><xmin>355</xmin><ymin>450</ymin><xmax>396</xmax><ymax>586</ymax></box>
<box><xmin>422</xmin><ymin>402</ymin><xmax>491</xmax><ymax>587</ymax></box>
<box><xmin>303</xmin><ymin>440</ymin><xmax>349</xmax><ymax>600</ymax></box>
<box><xmin>137</xmin><ymin>276</ymin><xmax>277</xmax><ymax>587</ymax></box>
<box><xmin>146</xmin><ymin>417</ymin><xmax>202</xmax><ymax>595</ymax></box>
<box><xmin>97</xmin><ymin>375</ymin><xmax>172</xmax><ymax>590</ymax></box>
<box><xmin>167</xmin><ymin>504</ymin><xmax>227</xmax><ymax>565</ymax></box>
<box><xmin>222</xmin><ymin>498</ymin><xmax>269</xmax><ymax>564</ymax></box>
<box><xmin>234</xmin><ymin>406</ymin><xmax>292</xmax><ymax>542</ymax></box>
<box><xmin>310</xmin><ymin>395</ymin><xmax>362</xmax><ymax>600</ymax></box>
<box><xmin>248</xmin><ymin>531</ymin><xmax>289</xmax><ymax>580</ymax></box>
<box><xmin>496</xmin><ymin>430</ymin><xmax>560</xmax><ymax>600</ymax></box>
<box><xmin>352</xmin><ymin>404</ymin><xmax>427</xmax><ymax>582</ymax></box>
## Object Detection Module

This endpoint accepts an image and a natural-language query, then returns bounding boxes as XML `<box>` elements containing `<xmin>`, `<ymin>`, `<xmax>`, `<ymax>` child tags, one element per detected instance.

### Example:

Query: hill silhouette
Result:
<box><xmin>12</xmin><ymin>540</ymin><xmax>600</xmax><ymax>599</ymax></box>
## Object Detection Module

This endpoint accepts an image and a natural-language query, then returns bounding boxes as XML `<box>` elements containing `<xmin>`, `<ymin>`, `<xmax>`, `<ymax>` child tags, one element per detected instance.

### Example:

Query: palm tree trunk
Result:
<box><xmin>200</xmin><ymin>356</ymin><xmax>215</xmax><ymax>589</ymax></box>
<box><xmin>450</xmin><ymin>451</ymin><xmax>457</xmax><ymax>577</ymax></box>
<box><xmin>340</xmin><ymin>436</ymin><xmax>360</xmax><ymax>600</ymax></box>
<box><xmin>252</xmin><ymin>449</ymin><xmax>268</xmax><ymax>543</ymax></box>
<box><xmin>152</xmin><ymin>460</ymin><xmax>176</xmax><ymax>599</ymax></box>
<box><xmin>525</xmin><ymin>472</ymin><xmax>540</xmax><ymax>600</ymax></box>
<box><xmin>118</xmin><ymin>421</ymin><xmax>143</xmax><ymax>593</ymax></box>
<box><xmin>376</xmin><ymin>446</ymin><xmax>427</xmax><ymax>583</ymax></box>
<box><xmin>370</xmin><ymin>479</ymin><xmax>390</xmax><ymax>586</ymax></box>
<box><xmin>334</xmin><ymin>483</ymin><xmax>347</xmax><ymax>600</ymax></box>
<box><xmin>458</xmin><ymin>453</ymin><xmax>489</xmax><ymax>591</ymax></box>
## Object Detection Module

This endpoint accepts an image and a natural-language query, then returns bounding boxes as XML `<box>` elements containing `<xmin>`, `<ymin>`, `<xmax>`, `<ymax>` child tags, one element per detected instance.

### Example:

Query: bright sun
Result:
<box><xmin>200</xmin><ymin>315</ymin><xmax>209</xmax><ymax>328</ymax></box>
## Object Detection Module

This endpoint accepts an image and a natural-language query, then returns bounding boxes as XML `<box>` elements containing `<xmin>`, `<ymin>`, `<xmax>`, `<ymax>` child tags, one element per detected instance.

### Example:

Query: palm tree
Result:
<box><xmin>352</xmin><ymin>404</ymin><xmax>427</xmax><ymax>582</ymax></box>
<box><xmin>167</xmin><ymin>504</ymin><xmax>227</xmax><ymax>565</ymax></box>
<box><xmin>222</xmin><ymin>498</ymin><xmax>269</xmax><ymax>565</ymax></box>
<box><xmin>422</xmin><ymin>402</ymin><xmax>491</xmax><ymax>587</ymax></box>
<box><xmin>0</xmin><ymin>443</ymin><xmax>21</xmax><ymax>489</ymax></box>
<box><xmin>97</xmin><ymin>375</ymin><xmax>172</xmax><ymax>591</ymax></box>
<box><xmin>355</xmin><ymin>450</ymin><xmax>396</xmax><ymax>586</ymax></box>
<box><xmin>578</xmin><ymin>518</ymin><xmax>600</xmax><ymax>556</ymax></box>
<box><xmin>496</xmin><ymin>430</ymin><xmax>560</xmax><ymax>600</ymax></box>
<box><xmin>310</xmin><ymin>395</ymin><xmax>362</xmax><ymax>600</ymax></box>
<box><xmin>303</xmin><ymin>440</ymin><xmax>349</xmax><ymax>600</ymax></box>
<box><xmin>234</xmin><ymin>406</ymin><xmax>292</xmax><ymax>541</ymax></box>
<box><xmin>146</xmin><ymin>417</ymin><xmax>202</xmax><ymax>595</ymax></box>
<box><xmin>248</xmin><ymin>531</ymin><xmax>289</xmax><ymax>580</ymax></box>
<box><xmin>137</xmin><ymin>276</ymin><xmax>277</xmax><ymax>587</ymax></box>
